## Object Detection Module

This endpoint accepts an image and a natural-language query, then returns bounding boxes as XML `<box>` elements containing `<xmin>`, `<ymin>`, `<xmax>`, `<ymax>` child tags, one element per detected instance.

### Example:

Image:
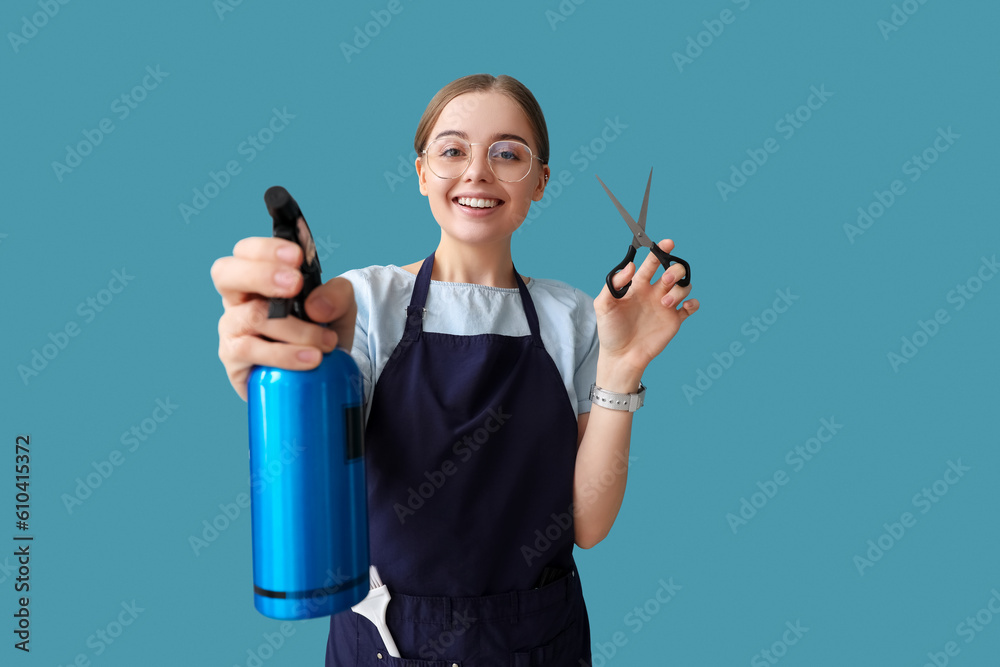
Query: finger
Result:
<box><xmin>212</xmin><ymin>255</ymin><xmax>302</xmax><ymax>308</ymax></box>
<box><xmin>305</xmin><ymin>277</ymin><xmax>358</xmax><ymax>350</ymax></box>
<box><xmin>258</xmin><ymin>316</ymin><xmax>340</xmax><ymax>353</ymax></box>
<box><xmin>219</xmin><ymin>299</ymin><xmax>336</xmax><ymax>350</ymax></box>
<box><xmin>607</xmin><ymin>262</ymin><xmax>636</xmax><ymax>292</ymax></box>
<box><xmin>675</xmin><ymin>298</ymin><xmax>700</xmax><ymax>324</ymax></box>
<box><xmin>658</xmin><ymin>259</ymin><xmax>688</xmax><ymax>290</ymax></box>
<box><xmin>223</xmin><ymin>334</ymin><xmax>324</xmax><ymax>377</ymax></box>
<box><xmin>634</xmin><ymin>239</ymin><xmax>675</xmax><ymax>286</ymax></box>
<box><xmin>305</xmin><ymin>277</ymin><xmax>354</xmax><ymax>322</ymax></box>
<box><xmin>660</xmin><ymin>280</ymin><xmax>692</xmax><ymax>308</ymax></box>
<box><xmin>232</xmin><ymin>236</ymin><xmax>303</xmax><ymax>266</ymax></box>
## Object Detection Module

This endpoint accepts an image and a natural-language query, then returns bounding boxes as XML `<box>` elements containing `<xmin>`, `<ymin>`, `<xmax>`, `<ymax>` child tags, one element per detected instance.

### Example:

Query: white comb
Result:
<box><xmin>351</xmin><ymin>565</ymin><xmax>400</xmax><ymax>657</ymax></box>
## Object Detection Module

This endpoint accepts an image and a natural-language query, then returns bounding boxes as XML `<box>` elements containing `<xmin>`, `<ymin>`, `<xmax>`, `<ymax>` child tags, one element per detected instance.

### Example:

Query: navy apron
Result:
<box><xmin>327</xmin><ymin>252</ymin><xmax>592</xmax><ymax>666</ymax></box>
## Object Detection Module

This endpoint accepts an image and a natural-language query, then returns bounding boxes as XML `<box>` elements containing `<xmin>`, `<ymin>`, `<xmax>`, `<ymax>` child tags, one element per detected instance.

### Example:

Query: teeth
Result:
<box><xmin>457</xmin><ymin>197</ymin><xmax>499</xmax><ymax>208</ymax></box>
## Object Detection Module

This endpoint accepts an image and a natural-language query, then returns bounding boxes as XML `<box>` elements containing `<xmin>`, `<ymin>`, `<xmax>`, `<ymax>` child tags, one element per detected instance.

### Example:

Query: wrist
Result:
<box><xmin>595</xmin><ymin>356</ymin><xmax>644</xmax><ymax>394</ymax></box>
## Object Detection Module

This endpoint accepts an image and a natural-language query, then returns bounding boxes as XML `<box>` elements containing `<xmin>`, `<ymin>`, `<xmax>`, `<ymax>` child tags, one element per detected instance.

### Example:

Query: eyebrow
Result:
<box><xmin>432</xmin><ymin>129</ymin><xmax>531</xmax><ymax>146</ymax></box>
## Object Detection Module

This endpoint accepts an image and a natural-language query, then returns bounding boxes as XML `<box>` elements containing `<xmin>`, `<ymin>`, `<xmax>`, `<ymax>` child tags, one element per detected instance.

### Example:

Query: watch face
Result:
<box><xmin>296</xmin><ymin>217</ymin><xmax>317</xmax><ymax>266</ymax></box>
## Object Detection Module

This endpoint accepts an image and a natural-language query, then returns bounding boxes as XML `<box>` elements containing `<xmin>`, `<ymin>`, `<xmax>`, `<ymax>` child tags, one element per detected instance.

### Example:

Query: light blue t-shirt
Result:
<box><xmin>339</xmin><ymin>265</ymin><xmax>600</xmax><ymax>422</ymax></box>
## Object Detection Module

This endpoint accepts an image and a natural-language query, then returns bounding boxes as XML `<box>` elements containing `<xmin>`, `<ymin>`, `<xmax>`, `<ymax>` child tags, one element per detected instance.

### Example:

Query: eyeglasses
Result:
<box><xmin>421</xmin><ymin>138</ymin><xmax>543</xmax><ymax>183</ymax></box>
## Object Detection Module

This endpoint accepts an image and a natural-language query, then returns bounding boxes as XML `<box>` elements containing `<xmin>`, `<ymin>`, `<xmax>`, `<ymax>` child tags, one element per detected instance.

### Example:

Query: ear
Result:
<box><xmin>416</xmin><ymin>156</ymin><xmax>429</xmax><ymax>196</ymax></box>
<box><xmin>532</xmin><ymin>165</ymin><xmax>551</xmax><ymax>202</ymax></box>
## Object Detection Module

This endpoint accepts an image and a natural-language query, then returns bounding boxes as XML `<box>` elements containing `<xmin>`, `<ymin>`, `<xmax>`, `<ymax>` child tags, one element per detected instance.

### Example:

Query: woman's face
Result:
<box><xmin>416</xmin><ymin>91</ymin><xmax>549</xmax><ymax>245</ymax></box>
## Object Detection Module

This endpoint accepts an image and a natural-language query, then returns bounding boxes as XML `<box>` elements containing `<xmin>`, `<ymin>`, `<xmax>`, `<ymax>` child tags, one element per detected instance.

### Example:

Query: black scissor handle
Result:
<box><xmin>650</xmin><ymin>244</ymin><xmax>691</xmax><ymax>288</ymax></box>
<box><xmin>606</xmin><ymin>245</ymin><xmax>637</xmax><ymax>298</ymax></box>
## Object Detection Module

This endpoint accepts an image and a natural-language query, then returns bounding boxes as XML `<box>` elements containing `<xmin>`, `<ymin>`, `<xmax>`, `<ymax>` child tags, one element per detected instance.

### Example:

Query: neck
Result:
<box><xmin>431</xmin><ymin>234</ymin><xmax>518</xmax><ymax>288</ymax></box>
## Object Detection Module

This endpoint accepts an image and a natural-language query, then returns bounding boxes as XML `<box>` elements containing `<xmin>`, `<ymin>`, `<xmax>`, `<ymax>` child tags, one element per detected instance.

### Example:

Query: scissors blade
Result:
<box><xmin>637</xmin><ymin>167</ymin><xmax>652</xmax><ymax>234</ymax></box>
<box><xmin>594</xmin><ymin>174</ymin><xmax>646</xmax><ymax>250</ymax></box>
<box><xmin>595</xmin><ymin>172</ymin><xmax>655</xmax><ymax>251</ymax></box>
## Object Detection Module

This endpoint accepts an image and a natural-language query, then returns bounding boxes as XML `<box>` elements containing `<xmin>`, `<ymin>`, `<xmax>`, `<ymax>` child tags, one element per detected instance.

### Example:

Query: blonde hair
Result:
<box><xmin>413</xmin><ymin>74</ymin><xmax>549</xmax><ymax>165</ymax></box>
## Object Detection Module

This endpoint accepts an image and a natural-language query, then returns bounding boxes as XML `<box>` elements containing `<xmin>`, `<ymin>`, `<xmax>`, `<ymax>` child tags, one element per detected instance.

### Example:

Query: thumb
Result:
<box><xmin>305</xmin><ymin>277</ymin><xmax>357</xmax><ymax>350</ymax></box>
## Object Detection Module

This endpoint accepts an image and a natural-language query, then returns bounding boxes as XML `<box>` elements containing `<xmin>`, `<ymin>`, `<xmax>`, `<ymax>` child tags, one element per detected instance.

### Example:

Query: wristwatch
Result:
<box><xmin>589</xmin><ymin>382</ymin><xmax>646</xmax><ymax>412</ymax></box>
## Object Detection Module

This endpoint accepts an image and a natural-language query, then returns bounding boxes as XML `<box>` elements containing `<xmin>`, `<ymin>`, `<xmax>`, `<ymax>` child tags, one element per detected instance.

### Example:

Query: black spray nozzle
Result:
<box><xmin>264</xmin><ymin>186</ymin><xmax>322</xmax><ymax>322</ymax></box>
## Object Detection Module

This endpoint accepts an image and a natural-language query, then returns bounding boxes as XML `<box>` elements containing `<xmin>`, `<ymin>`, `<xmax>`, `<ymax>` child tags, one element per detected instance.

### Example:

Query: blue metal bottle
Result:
<box><xmin>246</xmin><ymin>187</ymin><xmax>369</xmax><ymax>620</ymax></box>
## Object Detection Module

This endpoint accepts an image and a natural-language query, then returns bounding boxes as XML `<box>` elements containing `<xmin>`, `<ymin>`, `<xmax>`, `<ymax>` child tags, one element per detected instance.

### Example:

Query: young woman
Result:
<box><xmin>211</xmin><ymin>74</ymin><xmax>698</xmax><ymax>666</ymax></box>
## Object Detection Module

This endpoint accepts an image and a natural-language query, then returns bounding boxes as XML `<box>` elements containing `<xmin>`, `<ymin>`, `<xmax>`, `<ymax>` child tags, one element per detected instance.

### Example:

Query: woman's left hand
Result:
<box><xmin>593</xmin><ymin>239</ymin><xmax>700</xmax><ymax>375</ymax></box>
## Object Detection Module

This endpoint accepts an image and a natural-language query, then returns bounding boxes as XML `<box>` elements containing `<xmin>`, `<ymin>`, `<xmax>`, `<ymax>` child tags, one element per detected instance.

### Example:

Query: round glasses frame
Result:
<box><xmin>421</xmin><ymin>139</ymin><xmax>545</xmax><ymax>183</ymax></box>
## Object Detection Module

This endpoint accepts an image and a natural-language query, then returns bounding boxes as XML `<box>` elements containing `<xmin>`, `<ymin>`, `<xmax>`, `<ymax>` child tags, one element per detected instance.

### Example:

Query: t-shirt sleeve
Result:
<box><xmin>573</xmin><ymin>288</ymin><xmax>600</xmax><ymax>415</ymax></box>
<box><xmin>337</xmin><ymin>268</ymin><xmax>375</xmax><ymax>411</ymax></box>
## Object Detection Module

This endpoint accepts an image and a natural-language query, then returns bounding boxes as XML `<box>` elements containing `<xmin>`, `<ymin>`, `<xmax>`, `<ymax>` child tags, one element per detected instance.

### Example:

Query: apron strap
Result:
<box><xmin>513</xmin><ymin>270</ymin><xmax>543</xmax><ymax>346</ymax></box>
<box><xmin>404</xmin><ymin>251</ymin><xmax>544</xmax><ymax>345</ymax></box>
<box><xmin>402</xmin><ymin>252</ymin><xmax>436</xmax><ymax>341</ymax></box>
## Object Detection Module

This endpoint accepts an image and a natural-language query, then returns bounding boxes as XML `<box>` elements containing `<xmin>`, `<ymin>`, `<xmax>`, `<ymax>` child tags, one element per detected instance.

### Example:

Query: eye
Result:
<box><xmin>490</xmin><ymin>142</ymin><xmax>527</xmax><ymax>162</ymax></box>
<box><xmin>434</xmin><ymin>140</ymin><xmax>468</xmax><ymax>159</ymax></box>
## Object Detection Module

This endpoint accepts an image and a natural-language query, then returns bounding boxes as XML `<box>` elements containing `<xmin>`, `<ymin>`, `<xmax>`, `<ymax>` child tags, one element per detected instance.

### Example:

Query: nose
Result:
<box><xmin>463</xmin><ymin>144</ymin><xmax>495</xmax><ymax>182</ymax></box>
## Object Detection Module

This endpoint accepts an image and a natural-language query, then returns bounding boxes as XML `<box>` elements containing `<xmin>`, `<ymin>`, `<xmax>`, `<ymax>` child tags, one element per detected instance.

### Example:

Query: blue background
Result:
<box><xmin>2</xmin><ymin>0</ymin><xmax>998</xmax><ymax>665</ymax></box>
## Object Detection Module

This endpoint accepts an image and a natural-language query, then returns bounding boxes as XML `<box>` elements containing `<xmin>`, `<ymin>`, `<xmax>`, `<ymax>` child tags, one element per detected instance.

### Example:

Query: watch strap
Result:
<box><xmin>589</xmin><ymin>382</ymin><xmax>646</xmax><ymax>412</ymax></box>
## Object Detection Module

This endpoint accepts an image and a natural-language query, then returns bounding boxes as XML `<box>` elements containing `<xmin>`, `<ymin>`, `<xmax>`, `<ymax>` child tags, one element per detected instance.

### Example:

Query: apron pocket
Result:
<box><xmin>509</xmin><ymin>620</ymin><xmax>581</xmax><ymax>667</ymax></box>
<box><xmin>355</xmin><ymin>614</ymin><xmax>463</xmax><ymax>667</ymax></box>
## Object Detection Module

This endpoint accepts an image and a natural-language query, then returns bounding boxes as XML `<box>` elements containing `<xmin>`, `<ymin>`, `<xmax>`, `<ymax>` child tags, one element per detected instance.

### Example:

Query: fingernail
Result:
<box><xmin>662</xmin><ymin>295</ymin><xmax>675</xmax><ymax>307</ymax></box>
<box><xmin>309</xmin><ymin>293</ymin><xmax>334</xmax><ymax>320</ymax></box>
<box><xmin>297</xmin><ymin>349</ymin><xmax>320</xmax><ymax>363</ymax></box>
<box><xmin>275</xmin><ymin>270</ymin><xmax>297</xmax><ymax>288</ymax></box>
<box><xmin>277</xmin><ymin>246</ymin><xmax>299</xmax><ymax>263</ymax></box>
<box><xmin>322</xmin><ymin>329</ymin><xmax>338</xmax><ymax>349</ymax></box>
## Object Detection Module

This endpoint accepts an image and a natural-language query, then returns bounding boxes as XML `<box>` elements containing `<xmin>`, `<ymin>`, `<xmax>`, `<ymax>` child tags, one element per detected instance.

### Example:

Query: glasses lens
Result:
<box><xmin>425</xmin><ymin>138</ymin><xmax>470</xmax><ymax>179</ymax></box>
<box><xmin>489</xmin><ymin>141</ymin><xmax>533</xmax><ymax>182</ymax></box>
<box><xmin>424</xmin><ymin>139</ymin><xmax>535</xmax><ymax>181</ymax></box>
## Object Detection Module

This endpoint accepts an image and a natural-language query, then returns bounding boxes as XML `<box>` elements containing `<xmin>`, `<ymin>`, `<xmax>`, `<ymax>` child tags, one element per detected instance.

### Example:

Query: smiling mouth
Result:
<box><xmin>454</xmin><ymin>197</ymin><xmax>503</xmax><ymax>209</ymax></box>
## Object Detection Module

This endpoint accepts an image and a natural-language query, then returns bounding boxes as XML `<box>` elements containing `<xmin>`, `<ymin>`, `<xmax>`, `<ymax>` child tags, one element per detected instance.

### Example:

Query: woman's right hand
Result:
<box><xmin>210</xmin><ymin>236</ymin><xmax>357</xmax><ymax>401</ymax></box>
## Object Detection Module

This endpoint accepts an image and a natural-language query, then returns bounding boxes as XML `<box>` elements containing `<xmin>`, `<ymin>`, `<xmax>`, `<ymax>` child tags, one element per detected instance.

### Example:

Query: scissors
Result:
<box><xmin>596</xmin><ymin>168</ymin><xmax>691</xmax><ymax>298</ymax></box>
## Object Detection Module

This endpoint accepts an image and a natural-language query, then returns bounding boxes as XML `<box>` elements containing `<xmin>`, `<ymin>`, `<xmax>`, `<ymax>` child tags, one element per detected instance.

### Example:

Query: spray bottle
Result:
<box><xmin>246</xmin><ymin>186</ymin><xmax>369</xmax><ymax>620</ymax></box>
